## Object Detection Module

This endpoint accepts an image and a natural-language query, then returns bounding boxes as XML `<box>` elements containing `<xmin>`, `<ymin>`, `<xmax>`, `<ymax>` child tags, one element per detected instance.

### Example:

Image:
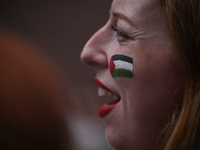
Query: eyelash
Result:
<box><xmin>111</xmin><ymin>26</ymin><xmax>131</xmax><ymax>41</ymax></box>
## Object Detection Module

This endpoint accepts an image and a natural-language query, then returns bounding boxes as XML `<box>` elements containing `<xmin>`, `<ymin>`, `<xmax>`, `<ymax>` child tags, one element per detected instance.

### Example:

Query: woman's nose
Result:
<box><xmin>81</xmin><ymin>27</ymin><xmax>108</xmax><ymax>69</ymax></box>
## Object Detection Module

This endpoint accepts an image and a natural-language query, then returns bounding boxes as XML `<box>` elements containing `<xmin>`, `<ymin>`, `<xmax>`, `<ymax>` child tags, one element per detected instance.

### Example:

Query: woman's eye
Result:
<box><xmin>111</xmin><ymin>26</ymin><xmax>131</xmax><ymax>41</ymax></box>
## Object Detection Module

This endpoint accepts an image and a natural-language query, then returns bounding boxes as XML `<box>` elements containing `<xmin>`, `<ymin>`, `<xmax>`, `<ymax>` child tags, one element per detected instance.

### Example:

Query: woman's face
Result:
<box><xmin>81</xmin><ymin>0</ymin><xmax>184</xmax><ymax>149</ymax></box>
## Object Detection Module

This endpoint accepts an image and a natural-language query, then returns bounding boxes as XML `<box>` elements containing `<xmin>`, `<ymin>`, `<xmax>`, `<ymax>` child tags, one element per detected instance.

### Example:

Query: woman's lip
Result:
<box><xmin>94</xmin><ymin>78</ymin><xmax>120</xmax><ymax>118</ymax></box>
<box><xmin>99</xmin><ymin>103</ymin><xmax>118</xmax><ymax>118</ymax></box>
<box><xmin>94</xmin><ymin>78</ymin><xmax>113</xmax><ymax>93</ymax></box>
<box><xmin>99</xmin><ymin>97</ymin><xmax>120</xmax><ymax>118</ymax></box>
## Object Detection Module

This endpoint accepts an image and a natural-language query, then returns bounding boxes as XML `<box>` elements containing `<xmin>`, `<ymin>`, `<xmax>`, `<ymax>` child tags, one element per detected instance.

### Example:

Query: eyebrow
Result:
<box><xmin>112</xmin><ymin>12</ymin><xmax>138</xmax><ymax>28</ymax></box>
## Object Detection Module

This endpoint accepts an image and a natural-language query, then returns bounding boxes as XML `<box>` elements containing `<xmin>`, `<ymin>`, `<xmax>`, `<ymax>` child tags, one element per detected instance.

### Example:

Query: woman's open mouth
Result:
<box><xmin>94</xmin><ymin>78</ymin><xmax>121</xmax><ymax>118</ymax></box>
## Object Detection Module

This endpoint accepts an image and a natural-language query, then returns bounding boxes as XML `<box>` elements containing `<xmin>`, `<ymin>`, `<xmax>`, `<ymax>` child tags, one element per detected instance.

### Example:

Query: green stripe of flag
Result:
<box><xmin>112</xmin><ymin>68</ymin><xmax>134</xmax><ymax>78</ymax></box>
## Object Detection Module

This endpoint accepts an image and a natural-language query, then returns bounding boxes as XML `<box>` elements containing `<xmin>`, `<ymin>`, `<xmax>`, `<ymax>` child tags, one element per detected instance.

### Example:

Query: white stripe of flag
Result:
<box><xmin>113</xmin><ymin>60</ymin><xmax>133</xmax><ymax>72</ymax></box>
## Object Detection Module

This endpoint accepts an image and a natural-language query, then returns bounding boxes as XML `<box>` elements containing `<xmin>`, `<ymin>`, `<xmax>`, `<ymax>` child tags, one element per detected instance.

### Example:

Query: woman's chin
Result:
<box><xmin>105</xmin><ymin>126</ymin><xmax>160</xmax><ymax>150</ymax></box>
<box><xmin>105</xmin><ymin>127</ymin><xmax>125</xmax><ymax>150</ymax></box>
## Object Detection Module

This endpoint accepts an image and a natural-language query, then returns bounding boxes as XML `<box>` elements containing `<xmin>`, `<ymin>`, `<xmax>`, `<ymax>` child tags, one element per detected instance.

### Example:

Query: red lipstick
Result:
<box><xmin>94</xmin><ymin>78</ymin><xmax>120</xmax><ymax>118</ymax></box>
<box><xmin>99</xmin><ymin>103</ymin><xmax>117</xmax><ymax>118</ymax></box>
<box><xmin>94</xmin><ymin>78</ymin><xmax>113</xmax><ymax>93</ymax></box>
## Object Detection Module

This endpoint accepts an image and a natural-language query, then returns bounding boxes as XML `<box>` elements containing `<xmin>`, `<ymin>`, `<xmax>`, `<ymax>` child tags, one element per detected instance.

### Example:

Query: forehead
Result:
<box><xmin>111</xmin><ymin>0</ymin><xmax>162</xmax><ymax>28</ymax></box>
<box><xmin>111</xmin><ymin>0</ymin><xmax>159</xmax><ymax>12</ymax></box>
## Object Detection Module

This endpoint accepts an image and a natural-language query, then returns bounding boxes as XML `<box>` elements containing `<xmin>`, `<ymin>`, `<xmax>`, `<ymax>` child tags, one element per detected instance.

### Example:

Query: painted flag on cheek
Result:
<box><xmin>109</xmin><ymin>54</ymin><xmax>134</xmax><ymax>78</ymax></box>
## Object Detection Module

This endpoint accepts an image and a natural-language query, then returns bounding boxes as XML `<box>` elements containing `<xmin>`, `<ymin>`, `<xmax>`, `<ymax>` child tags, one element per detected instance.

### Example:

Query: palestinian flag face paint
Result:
<box><xmin>109</xmin><ymin>54</ymin><xmax>134</xmax><ymax>78</ymax></box>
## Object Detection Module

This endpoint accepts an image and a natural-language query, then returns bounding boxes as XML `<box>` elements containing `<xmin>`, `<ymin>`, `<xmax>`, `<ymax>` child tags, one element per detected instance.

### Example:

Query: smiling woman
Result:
<box><xmin>81</xmin><ymin>0</ymin><xmax>200</xmax><ymax>150</ymax></box>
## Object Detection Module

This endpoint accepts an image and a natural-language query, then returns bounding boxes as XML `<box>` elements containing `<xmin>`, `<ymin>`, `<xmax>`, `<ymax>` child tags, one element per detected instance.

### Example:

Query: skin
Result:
<box><xmin>81</xmin><ymin>0</ymin><xmax>184</xmax><ymax>149</ymax></box>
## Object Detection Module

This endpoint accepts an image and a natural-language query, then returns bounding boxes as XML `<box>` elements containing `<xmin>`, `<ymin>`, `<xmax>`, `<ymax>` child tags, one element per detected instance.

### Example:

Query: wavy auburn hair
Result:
<box><xmin>159</xmin><ymin>0</ymin><xmax>200</xmax><ymax>149</ymax></box>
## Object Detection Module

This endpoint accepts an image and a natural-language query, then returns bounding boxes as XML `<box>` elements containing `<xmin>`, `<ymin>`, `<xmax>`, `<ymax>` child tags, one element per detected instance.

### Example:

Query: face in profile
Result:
<box><xmin>81</xmin><ymin>0</ymin><xmax>184</xmax><ymax>149</ymax></box>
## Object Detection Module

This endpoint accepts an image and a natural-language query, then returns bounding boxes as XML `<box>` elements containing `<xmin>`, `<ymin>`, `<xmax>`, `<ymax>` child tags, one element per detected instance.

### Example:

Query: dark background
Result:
<box><xmin>0</xmin><ymin>0</ymin><xmax>114</xmax><ymax>150</ymax></box>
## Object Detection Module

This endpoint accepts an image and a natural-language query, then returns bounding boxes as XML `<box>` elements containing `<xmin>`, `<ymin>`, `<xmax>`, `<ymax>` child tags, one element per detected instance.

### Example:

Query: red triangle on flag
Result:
<box><xmin>109</xmin><ymin>57</ymin><xmax>115</xmax><ymax>75</ymax></box>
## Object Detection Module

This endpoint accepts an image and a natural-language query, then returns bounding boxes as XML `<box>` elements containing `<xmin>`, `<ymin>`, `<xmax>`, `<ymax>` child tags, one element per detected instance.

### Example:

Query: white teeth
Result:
<box><xmin>108</xmin><ymin>91</ymin><xmax>114</xmax><ymax>96</ymax></box>
<box><xmin>98</xmin><ymin>87</ymin><xmax>108</xmax><ymax>96</ymax></box>
<box><xmin>98</xmin><ymin>87</ymin><xmax>115</xmax><ymax>97</ymax></box>
<box><xmin>113</xmin><ymin>94</ymin><xmax>118</xmax><ymax>98</ymax></box>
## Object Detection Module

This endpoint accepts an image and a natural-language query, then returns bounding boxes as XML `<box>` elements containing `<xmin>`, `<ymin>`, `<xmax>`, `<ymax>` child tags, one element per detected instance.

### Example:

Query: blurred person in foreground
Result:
<box><xmin>0</xmin><ymin>29</ymin><xmax>73</xmax><ymax>150</ymax></box>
